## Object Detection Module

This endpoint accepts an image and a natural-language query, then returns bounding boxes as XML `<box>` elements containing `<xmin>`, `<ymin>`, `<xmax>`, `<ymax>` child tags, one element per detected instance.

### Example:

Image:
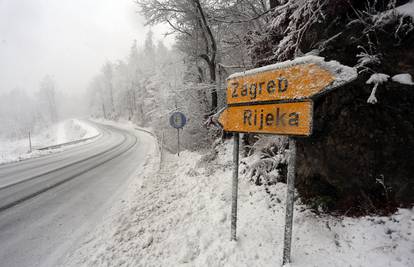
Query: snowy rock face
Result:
<box><xmin>250</xmin><ymin>0</ymin><xmax>414</xmax><ymax>214</ymax></box>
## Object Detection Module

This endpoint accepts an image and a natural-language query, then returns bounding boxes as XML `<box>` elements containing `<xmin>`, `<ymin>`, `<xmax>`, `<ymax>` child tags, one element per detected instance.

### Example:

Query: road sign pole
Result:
<box><xmin>177</xmin><ymin>128</ymin><xmax>180</xmax><ymax>156</ymax></box>
<box><xmin>230</xmin><ymin>133</ymin><xmax>240</xmax><ymax>241</ymax></box>
<box><xmin>283</xmin><ymin>137</ymin><xmax>297</xmax><ymax>265</ymax></box>
<box><xmin>28</xmin><ymin>131</ymin><xmax>32</xmax><ymax>153</ymax></box>
<box><xmin>159</xmin><ymin>131</ymin><xmax>165</xmax><ymax>171</ymax></box>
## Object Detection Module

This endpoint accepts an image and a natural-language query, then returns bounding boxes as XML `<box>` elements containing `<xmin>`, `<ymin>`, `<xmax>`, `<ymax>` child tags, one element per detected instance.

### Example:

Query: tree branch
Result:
<box><xmin>211</xmin><ymin>2</ymin><xmax>290</xmax><ymax>24</ymax></box>
<box><xmin>218</xmin><ymin>63</ymin><xmax>251</xmax><ymax>69</ymax></box>
<box><xmin>166</xmin><ymin>19</ymin><xmax>192</xmax><ymax>37</ymax></box>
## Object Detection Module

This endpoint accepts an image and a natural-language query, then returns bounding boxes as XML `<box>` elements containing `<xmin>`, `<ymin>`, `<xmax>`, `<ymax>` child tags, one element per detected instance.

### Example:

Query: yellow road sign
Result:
<box><xmin>218</xmin><ymin>101</ymin><xmax>313</xmax><ymax>136</ymax></box>
<box><xmin>226</xmin><ymin>56</ymin><xmax>358</xmax><ymax>105</ymax></box>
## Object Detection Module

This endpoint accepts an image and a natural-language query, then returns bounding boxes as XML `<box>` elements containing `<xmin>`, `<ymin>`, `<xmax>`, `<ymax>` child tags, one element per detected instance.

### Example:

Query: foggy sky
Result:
<box><xmin>0</xmin><ymin>0</ymin><xmax>172</xmax><ymax>95</ymax></box>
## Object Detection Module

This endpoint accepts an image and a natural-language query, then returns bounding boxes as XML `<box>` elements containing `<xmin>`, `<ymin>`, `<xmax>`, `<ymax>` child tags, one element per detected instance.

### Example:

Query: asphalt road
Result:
<box><xmin>0</xmin><ymin>121</ymin><xmax>155</xmax><ymax>267</ymax></box>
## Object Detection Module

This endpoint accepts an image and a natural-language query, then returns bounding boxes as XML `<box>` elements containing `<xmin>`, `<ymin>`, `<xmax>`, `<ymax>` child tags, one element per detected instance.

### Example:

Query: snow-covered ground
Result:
<box><xmin>0</xmin><ymin>119</ymin><xmax>99</xmax><ymax>164</ymax></box>
<box><xmin>64</xmin><ymin>138</ymin><xmax>413</xmax><ymax>267</ymax></box>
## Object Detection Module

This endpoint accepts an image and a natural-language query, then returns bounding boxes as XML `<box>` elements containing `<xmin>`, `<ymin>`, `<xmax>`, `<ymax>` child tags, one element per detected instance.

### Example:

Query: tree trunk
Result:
<box><xmin>132</xmin><ymin>89</ymin><xmax>137</xmax><ymax>112</ymax></box>
<box><xmin>109</xmin><ymin>84</ymin><xmax>115</xmax><ymax>114</ymax></box>
<box><xmin>102</xmin><ymin>103</ymin><xmax>107</xmax><ymax>119</ymax></box>
<box><xmin>194</xmin><ymin>0</ymin><xmax>218</xmax><ymax>114</ymax></box>
<box><xmin>209</xmin><ymin>61</ymin><xmax>218</xmax><ymax>113</ymax></box>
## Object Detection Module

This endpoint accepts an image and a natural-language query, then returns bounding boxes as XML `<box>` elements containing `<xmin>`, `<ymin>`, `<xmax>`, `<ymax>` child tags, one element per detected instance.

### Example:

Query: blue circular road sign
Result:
<box><xmin>169</xmin><ymin>112</ymin><xmax>187</xmax><ymax>129</ymax></box>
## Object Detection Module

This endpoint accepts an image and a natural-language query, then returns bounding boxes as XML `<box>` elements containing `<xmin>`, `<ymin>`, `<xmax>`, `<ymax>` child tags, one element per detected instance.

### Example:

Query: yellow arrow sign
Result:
<box><xmin>226</xmin><ymin>56</ymin><xmax>357</xmax><ymax>105</ymax></box>
<box><xmin>218</xmin><ymin>101</ymin><xmax>313</xmax><ymax>136</ymax></box>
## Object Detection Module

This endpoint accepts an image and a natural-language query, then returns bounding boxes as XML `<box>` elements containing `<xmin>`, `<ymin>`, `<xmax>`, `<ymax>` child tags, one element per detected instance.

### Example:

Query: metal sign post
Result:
<box><xmin>28</xmin><ymin>131</ymin><xmax>32</xmax><ymax>153</ymax></box>
<box><xmin>177</xmin><ymin>128</ymin><xmax>180</xmax><ymax>156</ymax></box>
<box><xmin>283</xmin><ymin>137</ymin><xmax>296</xmax><ymax>264</ymax></box>
<box><xmin>169</xmin><ymin>111</ymin><xmax>187</xmax><ymax>156</ymax></box>
<box><xmin>159</xmin><ymin>131</ymin><xmax>165</xmax><ymax>171</ymax></box>
<box><xmin>230</xmin><ymin>133</ymin><xmax>240</xmax><ymax>241</ymax></box>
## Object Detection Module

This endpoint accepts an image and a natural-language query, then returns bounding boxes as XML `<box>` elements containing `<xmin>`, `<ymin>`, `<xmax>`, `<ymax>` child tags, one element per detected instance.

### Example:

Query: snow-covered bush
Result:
<box><xmin>241</xmin><ymin>135</ymin><xmax>288</xmax><ymax>186</ymax></box>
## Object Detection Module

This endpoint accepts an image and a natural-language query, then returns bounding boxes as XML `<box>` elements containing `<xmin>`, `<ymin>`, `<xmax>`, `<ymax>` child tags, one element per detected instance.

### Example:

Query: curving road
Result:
<box><xmin>0</xmin><ymin>121</ymin><xmax>155</xmax><ymax>267</ymax></box>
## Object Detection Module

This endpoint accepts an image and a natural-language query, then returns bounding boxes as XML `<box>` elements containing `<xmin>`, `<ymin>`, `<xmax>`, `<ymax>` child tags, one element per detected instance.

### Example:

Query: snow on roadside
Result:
<box><xmin>73</xmin><ymin>119</ymin><xmax>99</xmax><ymax>138</ymax></box>
<box><xmin>92</xmin><ymin>117</ymin><xmax>155</xmax><ymax>136</ymax></box>
<box><xmin>65</xmin><ymin>140</ymin><xmax>414</xmax><ymax>267</ymax></box>
<box><xmin>56</xmin><ymin>121</ymin><xmax>67</xmax><ymax>144</ymax></box>
<box><xmin>0</xmin><ymin>119</ymin><xmax>99</xmax><ymax>164</ymax></box>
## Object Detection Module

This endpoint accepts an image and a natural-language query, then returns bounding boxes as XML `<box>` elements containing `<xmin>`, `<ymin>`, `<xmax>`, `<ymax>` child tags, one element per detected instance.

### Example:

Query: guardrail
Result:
<box><xmin>37</xmin><ymin>133</ymin><xmax>101</xmax><ymax>151</ymax></box>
